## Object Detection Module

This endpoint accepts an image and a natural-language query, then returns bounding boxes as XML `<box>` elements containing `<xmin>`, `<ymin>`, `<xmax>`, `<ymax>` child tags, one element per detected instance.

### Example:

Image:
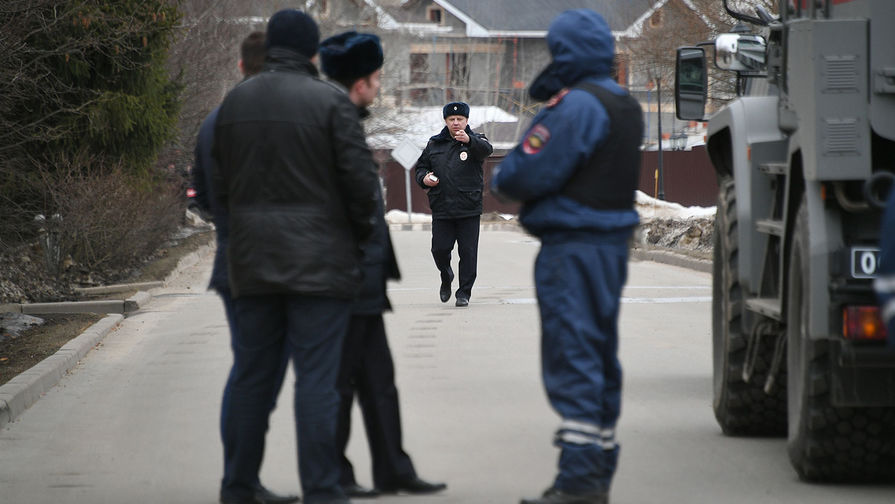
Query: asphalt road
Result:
<box><xmin>0</xmin><ymin>229</ymin><xmax>893</xmax><ymax>503</ymax></box>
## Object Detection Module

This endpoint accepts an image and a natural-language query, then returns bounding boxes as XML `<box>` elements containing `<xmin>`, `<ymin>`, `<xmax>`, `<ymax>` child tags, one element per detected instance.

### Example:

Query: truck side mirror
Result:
<box><xmin>715</xmin><ymin>33</ymin><xmax>766</xmax><ymax>72</ymax></box>
<box><xmin>675</xmin><ymin>47</ymin><xmax>707</xmax><ymax>121</ymax></box>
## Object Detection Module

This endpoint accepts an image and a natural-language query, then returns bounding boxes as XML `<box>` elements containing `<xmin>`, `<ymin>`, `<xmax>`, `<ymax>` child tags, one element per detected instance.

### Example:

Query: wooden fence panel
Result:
<box><xmin>377</xmin><ymin>146</ymin><xmax>718</xmax><ymax>215</ymax></box>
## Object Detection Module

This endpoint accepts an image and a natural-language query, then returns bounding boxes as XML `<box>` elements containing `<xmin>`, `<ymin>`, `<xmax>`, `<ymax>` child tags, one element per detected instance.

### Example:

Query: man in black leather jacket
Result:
<box><xmin>211</xmin><ymin>10</ymin><xmax>379</xmax><ymax>504</ymax></box>
<box><xmin>414</xmin><ymin>102</ymin><xmax>493</xmax><ymax>307</ymax></box>
<box><xmin>319</xmin><ymin>30</ymin><xmax>447</xmax><ymax>500</ymax></box>
<box><xmin>192</xmin><ymin>31</ymin><xmax>298</xmax><ymax>504</ymax></box>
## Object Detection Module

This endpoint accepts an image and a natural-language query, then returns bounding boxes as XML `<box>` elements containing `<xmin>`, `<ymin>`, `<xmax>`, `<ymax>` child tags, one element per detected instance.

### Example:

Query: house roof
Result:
<box><xmin>432</xmin><ymin>0</ymin><xmax>649</xmax><ymax>36</ymax></box>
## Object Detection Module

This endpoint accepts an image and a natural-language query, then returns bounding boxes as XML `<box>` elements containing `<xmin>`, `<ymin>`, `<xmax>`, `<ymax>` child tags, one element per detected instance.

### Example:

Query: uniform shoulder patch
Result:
<box><xmin>546</xmin><ymin>88</ymin><xmax>570</xmax><ymax>108</ymax></box>
<box><xmin>522</xmin><ymin>124</ymin><xmax>551</xmax><ymax>155</ymax></box>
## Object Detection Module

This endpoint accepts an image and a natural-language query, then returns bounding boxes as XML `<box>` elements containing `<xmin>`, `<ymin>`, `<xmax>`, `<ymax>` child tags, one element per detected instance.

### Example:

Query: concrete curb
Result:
<box><xmin>631</xmin><ymin>248</ymin><xmax>712</xmax><ymax>273</ymax></box>
<box><xmin>5</xmin><ymin>291</ymin><xmax>154</xmax><ymax>315</ymax></box>
<box><xmin>163</xmin><ymin>241</ymin><xmax>215</xmax><ymax>285</ymax></box>
<box><xmin>0</xmin><ymin>235</ymin><xmax>213</xmax><ymax>426</ymax></box>
<box><xmin>0</xmin><ymin>314</ymin><xmax>123</xmax><ymax>426</ymax></box>
<box><xmin>75</xmin><ymin>281</ymin><xmax>164</xmax><ymax>296</ymax></box>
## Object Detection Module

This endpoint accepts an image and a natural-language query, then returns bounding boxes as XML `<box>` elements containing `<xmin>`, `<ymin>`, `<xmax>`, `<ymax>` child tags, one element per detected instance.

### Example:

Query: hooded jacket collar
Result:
<box><xmin>529</xmin><ymin>9</ymin><xmax>614</xmax><ymax>101</ymax></box>
<box><xmin>264</xmin><ymin>46</ymin><xmax>320</xmax><ymax>76</ymax></box>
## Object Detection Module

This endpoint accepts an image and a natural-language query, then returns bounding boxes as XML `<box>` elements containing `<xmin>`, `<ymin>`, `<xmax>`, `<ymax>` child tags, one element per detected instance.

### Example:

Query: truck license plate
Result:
<box><xmin>851</xmin><ymin>247</ymin><xmax>880</xmax><ymax>278</ymax></box>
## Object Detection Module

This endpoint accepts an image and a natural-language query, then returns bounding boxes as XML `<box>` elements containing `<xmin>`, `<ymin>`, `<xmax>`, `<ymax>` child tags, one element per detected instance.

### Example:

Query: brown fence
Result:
<box><xmin>376</xmin><ymin>145</ymin><xmax>718</xmax><ymax>215</ymax></box>
<box><xmin>638</xmin><ymin>147</ymin><xmax>718</xmax><ymax>207</ymax></box>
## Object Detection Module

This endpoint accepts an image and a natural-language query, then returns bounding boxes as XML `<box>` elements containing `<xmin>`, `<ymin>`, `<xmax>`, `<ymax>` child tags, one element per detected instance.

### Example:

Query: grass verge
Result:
<box><xmin>0</xmin><ymin>229</ymin><xmax>214</xmax><ymax>386</ymax></box>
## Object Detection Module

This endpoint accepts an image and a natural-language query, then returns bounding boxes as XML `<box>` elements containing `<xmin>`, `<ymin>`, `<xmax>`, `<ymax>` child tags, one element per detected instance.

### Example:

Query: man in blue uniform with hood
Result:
<box><xmin>491</xmin><ymin>9</ymin><xmax>643</xmax><ymax>504</ymax></box>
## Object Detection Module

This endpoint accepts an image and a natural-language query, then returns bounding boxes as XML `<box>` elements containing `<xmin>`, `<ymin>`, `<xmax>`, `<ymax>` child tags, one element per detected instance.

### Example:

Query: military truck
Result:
<box><xmin>674</xmin><ymin>0</ymin><xmax>895</xmax><ymax>481</ymax></box>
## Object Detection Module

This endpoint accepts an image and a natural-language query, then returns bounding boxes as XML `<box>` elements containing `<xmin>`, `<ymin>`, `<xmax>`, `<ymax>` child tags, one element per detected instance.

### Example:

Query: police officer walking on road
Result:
<box><xmin>491</xmin><ymin>9</ymin><xmax>643</xmax><ymax>504</ymax></box>
<box><xmin>414</xmin><ymin>102</ymin><xmax>492</xmax><ymax>307</ymax></box>
<box><xmin>317</xmin><ymin>30</ymin><xmax>447</xmax><ymax>499</ymax></box>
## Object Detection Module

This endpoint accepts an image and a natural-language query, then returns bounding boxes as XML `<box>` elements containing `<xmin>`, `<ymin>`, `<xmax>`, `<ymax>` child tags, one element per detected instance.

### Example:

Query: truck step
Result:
<box><xmin>756</xmin><ymin>219</ymin><xmax>784</xmax><ymax>236</ymax></box>
<box><xmin>759</xmin><ymin>162</ymin><xmax>787</xmax><ymax>175</ymax></box>
<box><xmin>745</xmin><ymin>297</ymin><xmax>783</xmax><ymax>321</ymax></box>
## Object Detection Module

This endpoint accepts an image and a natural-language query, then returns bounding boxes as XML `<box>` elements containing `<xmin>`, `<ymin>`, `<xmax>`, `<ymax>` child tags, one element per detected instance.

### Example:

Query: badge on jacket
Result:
<box><xmin>460</xmin><ymin>151</ymin><xmax>468</xmax><ymax>161</ymax></box>
<box><xmin>522</xmin><ymin>124</ymin><xmax>551</xmax><ymax>155</ymax></box>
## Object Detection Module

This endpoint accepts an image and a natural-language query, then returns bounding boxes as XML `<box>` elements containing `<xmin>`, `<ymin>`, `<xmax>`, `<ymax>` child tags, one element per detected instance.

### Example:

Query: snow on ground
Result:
<box><xmin>634</xmin><ymin>191</ymin><xmax>715</xmax><ymax>257</ymax></box>
<box><xmin>386</xmin><ymin>191</ymin><xmax>715</xmax><ymax>224</ymax></box>
<box><xmin>385</xmin><ymin>191</ymin><xmax>715</xmax><ymax>256</ymax></box>
<box><xmin>634</xmin><ymin>190</ymin><xmax>716</xmax><ymax>220</ymax></box>
<box><xmin>385</xmin><ymin>209</ymin><xmax>432</xmax><ymax>224</ymax></box>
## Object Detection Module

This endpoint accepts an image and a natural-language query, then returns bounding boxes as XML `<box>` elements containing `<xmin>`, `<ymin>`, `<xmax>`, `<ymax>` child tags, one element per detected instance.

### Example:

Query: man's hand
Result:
<box><xmin>453</xmin><ymin>129</ymin><xmax>469</xmax><ymax>143</ymax></box>
<box><xmin>423</xmin><ymin>172</ymin><xmax>440</xmax><ymax>187</ymax></box>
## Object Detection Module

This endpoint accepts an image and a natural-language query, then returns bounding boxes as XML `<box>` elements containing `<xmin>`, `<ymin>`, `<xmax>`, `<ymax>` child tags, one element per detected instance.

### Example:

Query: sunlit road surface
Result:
<box><xmin>1</xmin><ymin>229</ymin><xmax>892</xmax><ymax>503</ymax></box>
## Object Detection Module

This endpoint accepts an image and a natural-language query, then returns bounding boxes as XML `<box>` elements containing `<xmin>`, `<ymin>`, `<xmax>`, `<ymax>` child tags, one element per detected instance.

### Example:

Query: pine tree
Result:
<box><xmin>0</xmin><ymin>0</ymin><xmax>183</xmax><ymax>240</ymax></box>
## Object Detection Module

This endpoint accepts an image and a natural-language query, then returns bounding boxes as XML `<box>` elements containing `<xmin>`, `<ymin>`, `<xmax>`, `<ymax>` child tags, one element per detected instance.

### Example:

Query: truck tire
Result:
<box><xmin>712</xmin><ymin>178</ymin><xmax>786</xmax><ymax>435</ymax></box>
<box><xmin>786</xmin><ymin>198</ymin><xmax>895</xmax><ymax>481</ymax></box>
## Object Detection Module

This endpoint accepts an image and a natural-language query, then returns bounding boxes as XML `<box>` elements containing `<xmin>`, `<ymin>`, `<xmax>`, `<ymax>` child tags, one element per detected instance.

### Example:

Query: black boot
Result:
<box><xmin>439</xmin><ymin>270</ymin><xmax>454</xmax><ymax>302</ymax></box>
<box><xmin>377</xmin><ymin>476</ymin><xmax>447</xmax><ymax>494</ymax></box>
<box><xmin>340</xmin><ymin>483</ymin><xmax>379</xmax><ymax>499</ymax></box>
<box><xmin>520</xmin><ymin>487</ymin><xmax>608</xmax><ymax>504</ymax></box>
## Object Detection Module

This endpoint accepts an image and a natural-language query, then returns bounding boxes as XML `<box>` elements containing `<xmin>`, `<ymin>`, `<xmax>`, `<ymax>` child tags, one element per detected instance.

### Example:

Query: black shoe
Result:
<box><xmin>439</xmin><ymin>272</ymin><xmax>454</xmax><ymax>302</ymax></box>
<box><xmin>455</xmin><ymin>296</ymin><xmax>469</xmax><ymax>307</ymax></box>
<box><xmin>520</xmin><ymin>487</ymin><xmax>608</xmax><ymax>504</ymax></box>
<box><xmin>255</xmin><ymin>486</ymin><xmax>300</xmax><ymax>504</ymax></box>
<box><xmin>341</xmin><ymin>483</ymin><xmax>380</xmax><ymax>498</ymax></box>
<box><xmin>220</xmin><ymin>496</ymin><xmax>259</xmax><ymax>504</ymax></box>
<box><xmin>377</xmin><ymin>476</ymin><xmax>447</xmax><ymax>495</ymax></box>
<box><xmin>220</xmin><ymin>486</ymin><xmax>300</xmax><ymax>504</ymax></box>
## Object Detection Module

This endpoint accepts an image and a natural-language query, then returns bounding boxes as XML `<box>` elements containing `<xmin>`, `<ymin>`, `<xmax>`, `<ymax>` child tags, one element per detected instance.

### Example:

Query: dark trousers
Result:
<box><xmin>221</xmin><ymin>294</ymin><xmax>350</xmax><ymax>504</ymax></box>
<box><xmin>431</xmin><ymin>215</ymin><xmax>480</xmax><ymax>299</ymax></box>
<box><xmin>535</xmin><ymin>236</ymin><xmax>630</xmax><ymax>494</ymax></box>
<box><xmin>218</xmin><ymin>289</ymin><xmax>290</xmax><ymax>492</ymax></box>
<box><xmin>337</xmin><ymin>314</ymin><xmax>416</xmax><ymax>488</ymax></box>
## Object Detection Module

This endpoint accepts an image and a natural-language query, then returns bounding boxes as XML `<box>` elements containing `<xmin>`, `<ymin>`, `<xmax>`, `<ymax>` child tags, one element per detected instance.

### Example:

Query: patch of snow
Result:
<box><xmin>385</xmin><ymin>209</ymin><xmax>432</xmax><ymax>224</ymax></box>
<box><xmin>635</xmin><ymin>190</ymin><xmax>715</xmax><ymax>220</ymax></box>
<box><xmin>0</xmin><ymin>312</ymin><xmax>44</xmax><ymax>342</ymax></box>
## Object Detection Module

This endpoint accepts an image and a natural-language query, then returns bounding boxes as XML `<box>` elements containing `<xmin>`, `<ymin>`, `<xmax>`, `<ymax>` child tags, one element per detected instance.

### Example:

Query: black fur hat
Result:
<box><xmin>319</xmin><ymin>31</ymin><xmax>384</xmax><ymax>82</ymax></box>
<box><xmin>266</xmin><ymin>9</ymin><xmax>319</xmax><ymax>58</ymax></box>
<box><xmin>443</xmin><ymin>102</ymin><xmax>469</xmax><ymax>118</ymax></box>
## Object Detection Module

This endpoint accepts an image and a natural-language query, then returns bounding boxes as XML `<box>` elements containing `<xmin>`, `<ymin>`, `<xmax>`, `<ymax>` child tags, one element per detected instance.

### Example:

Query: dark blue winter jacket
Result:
<box><xmin>491</xmin><ymin>9</ymin><xmax>640</xmax><ymax>237</ymax></box>
<box><xmin>192</xmin><ymin>106</ymin><xmax>229</xmax><ymax>292</ymax></box>
<box><xmin>414</xmin><ymin>125</ymin><xmax>493</xmax><ymax>219</ymax></box>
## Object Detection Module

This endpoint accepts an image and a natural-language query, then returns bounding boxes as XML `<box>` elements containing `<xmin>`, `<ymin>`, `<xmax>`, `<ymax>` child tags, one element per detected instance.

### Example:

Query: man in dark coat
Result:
<box><xmin>318</xmin><ymin>30</ymin><xmax>447</xmax><ymax>499</ymax></box>
<box><xmin>492</xmin><ymin>9</ymin><xmax>643</xmax><ymax>504</ymax></box>
<box><xmin>211</xmin><ymin>10</ymin><xmax>379</xmax><ymax>504</ymax></box>
<box><xmin>192</xmin><ymin>31</ymin><xmax>298</xmax><ymax>504</ymax></box>
<box><xmin>414</xmin><ymin>102</ymin><xmax>492</xmax><ymax>307</ymax></box>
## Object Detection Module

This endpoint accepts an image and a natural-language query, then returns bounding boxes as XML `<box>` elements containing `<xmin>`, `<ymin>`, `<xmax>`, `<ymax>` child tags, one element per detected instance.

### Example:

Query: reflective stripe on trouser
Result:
<box><xmin>535</xmin><ymin>238</ymin><xmax>628</xmax><ymax>494</ymax></box>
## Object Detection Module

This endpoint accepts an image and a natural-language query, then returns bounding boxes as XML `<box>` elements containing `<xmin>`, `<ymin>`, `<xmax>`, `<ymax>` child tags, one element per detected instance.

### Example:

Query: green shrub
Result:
<box><xmin>0</xmin><ymin>0</ymin><xmax>183</xmax><ymax>242</ymax></box>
